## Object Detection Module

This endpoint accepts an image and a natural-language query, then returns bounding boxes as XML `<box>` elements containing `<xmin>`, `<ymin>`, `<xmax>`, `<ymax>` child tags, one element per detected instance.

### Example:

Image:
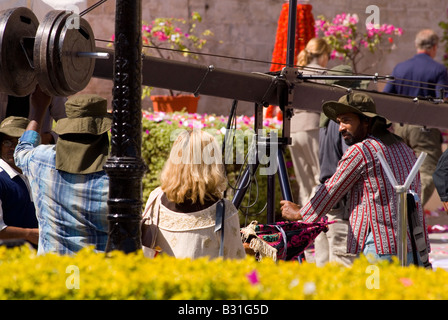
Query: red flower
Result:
<box><xmin>267</xmin><ymin>3</ymin><xmax>315</xmax><ymax>118</ymax></box>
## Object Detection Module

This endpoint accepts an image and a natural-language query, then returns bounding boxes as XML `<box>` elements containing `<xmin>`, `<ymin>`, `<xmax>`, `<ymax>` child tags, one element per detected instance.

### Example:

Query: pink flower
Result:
<box><xmin>330</xmin><ymin>50</ymin><xmax>338</xmax><ymax>59</ymax></box>
<box><xmin>246</xmin><ymin>270</ymin><xmax>260</xmax><ymax>285</ymax></box>
<box><xmin>399</xmin><ymin>278</ymin><xmax>413</xmax><ymax>287</ymax></box>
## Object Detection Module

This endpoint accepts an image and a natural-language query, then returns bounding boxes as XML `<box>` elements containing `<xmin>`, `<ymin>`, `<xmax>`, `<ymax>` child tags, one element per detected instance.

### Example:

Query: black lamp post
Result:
<box><xmin>104</xmin><ymin>0</ymin><xmax>147</xmax><ymax>253</ymax></box>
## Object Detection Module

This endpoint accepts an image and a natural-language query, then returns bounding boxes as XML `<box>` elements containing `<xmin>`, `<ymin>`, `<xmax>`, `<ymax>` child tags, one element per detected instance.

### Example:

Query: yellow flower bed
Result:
<box><xmin>0</xmin><ymin>245</ymin><xmax>447</xmax><ymax>300</ymax></box>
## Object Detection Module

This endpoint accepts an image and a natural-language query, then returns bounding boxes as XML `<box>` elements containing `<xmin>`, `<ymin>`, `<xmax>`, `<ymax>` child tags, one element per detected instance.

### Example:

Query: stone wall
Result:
<box><xmin>79</xmin><ymin>0</ymin><xmax>448</xmax><ymax>116</ymax></box>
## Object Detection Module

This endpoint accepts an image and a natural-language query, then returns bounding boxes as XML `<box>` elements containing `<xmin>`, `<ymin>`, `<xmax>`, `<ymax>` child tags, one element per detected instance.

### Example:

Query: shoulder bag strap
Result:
<box><xmin>214</xmin><ymin>199</ymin><xmax>225</xmax><ymax>257</ymax></box>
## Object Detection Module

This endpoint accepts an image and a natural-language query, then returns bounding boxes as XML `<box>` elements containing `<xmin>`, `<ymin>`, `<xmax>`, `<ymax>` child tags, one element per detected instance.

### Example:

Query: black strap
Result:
<box><xmin>214</xmin><ymin>199</ymin><xmax>225</xmax><ymax>257</ymax></box>
<box><xmin>407</xmin><ymin>193</ymin><xmax>432</xmax><ymax>269</ymax></box>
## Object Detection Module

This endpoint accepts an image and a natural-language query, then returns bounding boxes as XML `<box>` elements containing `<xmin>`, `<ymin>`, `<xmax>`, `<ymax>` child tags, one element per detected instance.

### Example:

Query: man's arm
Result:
<box><xmin>0</xmin><ymin>226</ymin><xmax>39</xmax><ymax>245</ymax></box>
<box><xmin>0</xmin><ymin>206</ymin><xmax>38</xmax><ymax>245</ymax></box>
<box><xmin>14</xmin><ymin>86</ymin><xmax>52</xmax><ymax>172</ymax></box>
<box><xmin>28</xmin><ymin>85</ymin><xmax>52</xmax><ymax>133</ymax></box>
<box><xmin>382</xmin><ymin>66</ymin><xmax>398</xmax><ymax>94</ymax></box>
<box><xmin>299</xmin><ymin>145</ymin><xmax>365</xmax><ymax>223</ymax></box>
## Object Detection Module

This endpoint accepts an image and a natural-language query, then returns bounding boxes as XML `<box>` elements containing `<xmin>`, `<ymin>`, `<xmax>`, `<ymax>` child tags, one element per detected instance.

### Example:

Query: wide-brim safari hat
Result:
<box><xmin>322</xmin><ymin>92</ymin><xmax>390</xmax><ymax>124</ymax></box>
<box><xmin>0</xmin><ymin>116</ymin><xmax>29</xmax><ymax>138</ymax></box>
<box><xmin>325</xmin><ymin>64</ymin><xmax>370</xmax><ymax>89</ymax></box>
<box><xmin>54</xmin><ymin>94</ymin><xmax>112</xmax><ymax>136</ymax></box>
<box><xmin>54</xmin><ymin>94</ymin><xmax>111</xmax><ymax>174</ymax></box>
<box><xmin>56</xmin><ymin>133</ymin><xmax>110</xmax><ymax>174</ymax></box>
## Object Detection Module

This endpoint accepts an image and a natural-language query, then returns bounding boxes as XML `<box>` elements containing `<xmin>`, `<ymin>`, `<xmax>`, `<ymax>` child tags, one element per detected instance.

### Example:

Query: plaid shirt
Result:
<box><xmin>14</xmin><ymin>130</ymin><xmax>109</xmax><ymax>255</ymax></box>
<box><xmin>301</xmin><ymin>135</ymin><xmax>429</xmax><ymax>255</ymax></box>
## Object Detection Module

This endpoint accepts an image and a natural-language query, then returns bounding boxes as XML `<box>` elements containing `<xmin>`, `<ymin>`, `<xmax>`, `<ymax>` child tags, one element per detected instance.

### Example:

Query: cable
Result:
<box><xmin>84</xmin><ymin>0</ymin><xmax>448</xmax><ymax>94</ymax></box>
<box><xmin>80</xmin><ymin>0</ymin><xmax>109</xmax><ymax>17</ymax></box>
<box><xmin>95</xmin><ymin>38</ymin><xmax>288</xmax><ymax>68</ymax></box>
<box><xmin>99</xmin><ymin>38</ymin><xmax>443</xmax><ymax>92</ymax></box>
<box><xmin>100</xmin><ymin>37</ymin><xmax>448</xmax><ymax>95</ymax></box>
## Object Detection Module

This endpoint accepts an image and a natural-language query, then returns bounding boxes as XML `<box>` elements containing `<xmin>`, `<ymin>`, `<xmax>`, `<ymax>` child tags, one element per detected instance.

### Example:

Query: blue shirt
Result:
<box><xmin>383</xmin><ymin>53</ymin><xmax>448</xmax><ymax>98</ymax></box>
<box><xmin>14</xmin><ymin>130</ymin><xmax>109</xmax><ymax>255</ymax></box>
<box><xmin>318</xmin><ymin>120</ymin><xmax>348</xmax><ymax>184</ymax></box>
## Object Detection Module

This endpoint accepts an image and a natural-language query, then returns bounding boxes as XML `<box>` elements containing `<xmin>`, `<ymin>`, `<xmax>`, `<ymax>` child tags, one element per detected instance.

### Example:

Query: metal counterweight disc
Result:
<box><xmin>57</xmin><ymin>15</ymin><xmax>96</xmax><ymax>94</ymax></box>
<box><xmin>0</xmin><ymin>7</ymin><xmax>39</xmax><ymax>96</ymax></box>
<box><xmin>48</xmin><ymin>11</ymin><xmax>73</xmax><ymax>96</ymax></box>
<box><xmin>34</xmin><ymin>10</ymin><xmax>67</xmax><ymax>96</ymax></box>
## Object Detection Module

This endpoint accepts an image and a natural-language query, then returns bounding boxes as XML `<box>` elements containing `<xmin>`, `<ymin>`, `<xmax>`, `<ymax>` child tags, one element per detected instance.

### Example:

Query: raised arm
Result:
<box><xmin>27</xmin><ymin>85</ymin><xmax>52</xmax><ymax>134</ymax></box>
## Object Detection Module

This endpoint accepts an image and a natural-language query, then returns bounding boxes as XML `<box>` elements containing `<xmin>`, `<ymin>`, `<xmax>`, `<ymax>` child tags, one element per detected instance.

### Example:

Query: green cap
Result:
<box><xmin>322</xmin><ymin>92</ymin><xmax>385</xmax><ymax>122</ymax></box>
<box><xmin>54</xmin><ymin>94</ymin><xmax>112</xmax><ymax>136</ymax></box>
<box><xmin>0</xmin><ymin>116</ymin><xmax>29</xmax><ymax>137</ymax></box>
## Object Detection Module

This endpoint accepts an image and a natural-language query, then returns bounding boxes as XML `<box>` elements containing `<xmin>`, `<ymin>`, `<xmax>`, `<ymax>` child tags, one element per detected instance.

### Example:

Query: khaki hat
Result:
<box><xmin>54</xmin><ymin>94</ymin><xmax>112</xmax><ymax>135</ymax></box>
<box><xmin>54</xmin><ymin>94</ymin><xmax>111</xmax><ymax>174</ymax></box>
<box><xmin>322</xmin><ymin>92</ymin><xmax>389</xmax><ymax>124</ymax></box>
<box><xmin>0</xmin><ymin>116</ymin><xmax>29</xmax><ymax>137</ymax></box>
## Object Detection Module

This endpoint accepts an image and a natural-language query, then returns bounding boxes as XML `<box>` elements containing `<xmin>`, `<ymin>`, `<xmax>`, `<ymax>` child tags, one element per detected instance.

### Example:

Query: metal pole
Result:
<box><xmin>377</xmin><ymin>151</ymin><xmax>427</xmax><ymax>266</ymax></box>
<box><xmin>286</xmin><ymin>0</ymin><xmax>297</xmax><ymax>67</ymax></box>
<box><xmin>104</xmin><ymin>0</ymin><xmax>147</xmax><ymax>253</ymax></box>
<box><xmin>396</xmin><ymin>186</ymin><xmax>408</xmax><ymax>266</ymax></box>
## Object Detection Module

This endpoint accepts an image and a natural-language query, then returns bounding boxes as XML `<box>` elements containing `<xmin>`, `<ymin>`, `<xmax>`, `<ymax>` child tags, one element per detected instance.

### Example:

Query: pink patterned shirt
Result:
<box><xmin>301</xmin><ymin>135</ymin><xmax>429</xmax><ymax>255</ymax></box>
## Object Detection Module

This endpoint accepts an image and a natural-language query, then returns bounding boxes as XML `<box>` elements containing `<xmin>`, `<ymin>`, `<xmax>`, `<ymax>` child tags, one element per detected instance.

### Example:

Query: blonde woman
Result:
<box><xmin>289</xmin><ymin>38</ymin><xmax>331</xmax><ymax>207</ymax></box>
<box><xmin>141</xmin><ymin>129</ymin><xmax>246</xmax><ymax>260</ymax></box>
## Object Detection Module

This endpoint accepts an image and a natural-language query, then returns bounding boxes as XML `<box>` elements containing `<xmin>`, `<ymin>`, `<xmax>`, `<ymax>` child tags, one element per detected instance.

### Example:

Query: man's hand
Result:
<box><xmin>280</xmin><ymin>200</ymin><xmax>303</xmax><ymax>221</ymax></box>
<box><xmin>25</xmin><ymin>228</ymin><xmax>39</xmax><ymax>245</ymax></box>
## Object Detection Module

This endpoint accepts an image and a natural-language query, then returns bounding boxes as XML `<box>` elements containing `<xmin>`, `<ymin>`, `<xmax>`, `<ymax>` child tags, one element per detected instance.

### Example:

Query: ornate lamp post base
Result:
<box><xmin>105</xmin><ymin>0</ymin><xmax>146</xmax><ymax>253</ymax></box>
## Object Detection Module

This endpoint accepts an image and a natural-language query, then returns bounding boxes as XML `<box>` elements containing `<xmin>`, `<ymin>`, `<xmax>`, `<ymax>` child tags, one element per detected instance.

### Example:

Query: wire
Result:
<box><xmin>95</xmin><ymin>38</ymin><xmax>288</xmax><ymax>67</ymax></box>
<box><xmin>82</xmin><ymin>0</ymin><xmax>448</xmax><ymax>95</ymax></box>
<box><xmin>96</xmin><ymin>38</ymin><xmax>448</xmax><ymax>96</ymax></box>
<box><xmin>80</xmin><ymin>0</ymin><xmax>109</xmax><ymax>17</ymax></box>
<box><xmin>86</xmin><ymin>0</ymin><xmax>448</xmax><ymax>98</ymax></box>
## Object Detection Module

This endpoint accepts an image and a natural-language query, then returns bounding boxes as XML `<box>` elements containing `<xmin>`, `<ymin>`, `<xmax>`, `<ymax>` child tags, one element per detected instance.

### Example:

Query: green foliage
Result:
<box><xmin>439</xmin><ymin>20</ymin><xmax>448</xmax><ymax>68</ymax></box>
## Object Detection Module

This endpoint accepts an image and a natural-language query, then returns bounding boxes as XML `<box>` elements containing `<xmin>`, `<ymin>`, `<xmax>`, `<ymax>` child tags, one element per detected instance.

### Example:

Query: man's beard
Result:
<box><xmin>342</xmin><ymin>128</ymin><xmax>365</xmax><ymax>146</ymax></box>
<box><xmin>342</xmin><ymin>132</ymin><xmax>356</xmax><ymax>146</ymax></box>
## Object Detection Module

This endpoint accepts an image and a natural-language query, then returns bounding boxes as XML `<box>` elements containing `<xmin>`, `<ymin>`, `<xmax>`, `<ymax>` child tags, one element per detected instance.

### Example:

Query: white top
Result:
<box><xmin>141</xmin><ymin>187</ymin><xmax>246</xmax><ymax>260</ymax></box>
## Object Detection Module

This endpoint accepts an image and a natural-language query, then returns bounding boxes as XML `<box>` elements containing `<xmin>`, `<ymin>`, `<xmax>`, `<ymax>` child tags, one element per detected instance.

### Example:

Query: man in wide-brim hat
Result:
<box><xmin>280</xmin><ymin>92</ymin><xmax>430</xmax><ymax>266</ymax></box>
<box><xmin>314</xmin><ymin>65</ymin><xmax>369</xmax><ymax>268</ymax></box>
<box><xmin>14</xmin><ymin>87</ymin><xmax>111</xmax><ymax>255</ymax></box>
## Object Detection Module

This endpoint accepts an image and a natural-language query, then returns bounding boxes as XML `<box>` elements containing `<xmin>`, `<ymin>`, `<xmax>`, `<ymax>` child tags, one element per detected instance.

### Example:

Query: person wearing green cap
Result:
<box><xmin>280</xmin><ymin>92</ymin><xmax>430</xmax><ymax>265</ymax></box>
<box><xmin>14</xmin><ymin>87</ymin><xmax>111</xmax><ymax>255</ymax></box>
<box><xmin>0</xmin><ymin>116</ymin><xmax>38</xmax><ymax>247</ymax></box>
<box><xmin>0</xmin><ymin>92</ymin><xmax>67</xmax><ymax>144</ymax></box>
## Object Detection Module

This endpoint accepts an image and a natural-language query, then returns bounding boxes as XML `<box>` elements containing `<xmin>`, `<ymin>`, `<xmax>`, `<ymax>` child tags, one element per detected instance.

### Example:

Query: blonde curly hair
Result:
<box><xmin>160</xmin><ymin>129</ymin><xmax>227</xmax><ymax>205</ymax></box>
<box><xmin>297</xmin><ymin>37</ymin><xmax>331</xmax><ymax>68</ymax></box>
